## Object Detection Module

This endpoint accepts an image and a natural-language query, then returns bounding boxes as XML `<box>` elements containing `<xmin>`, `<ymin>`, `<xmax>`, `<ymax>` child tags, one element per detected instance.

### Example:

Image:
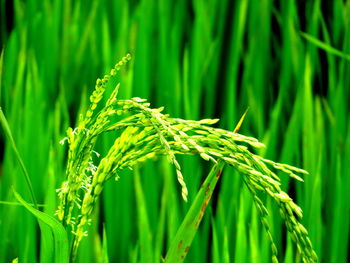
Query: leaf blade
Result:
<box><xmin>164</xmin><ymin>162</ymin><xmax>224</xmax><ymax>263</ymax></box>
<box><xmin>13</xmin><ymin>190</ymin><xmax>69</xmax><ymax>263</ymax></box>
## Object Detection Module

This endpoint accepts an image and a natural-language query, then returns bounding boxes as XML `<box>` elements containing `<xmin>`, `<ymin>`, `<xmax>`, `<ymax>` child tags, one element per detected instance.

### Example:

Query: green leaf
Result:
<box><xmin>0</xmin><ymin>108</ymin><xmax>38</xmax><ymax>208</ymax></box>
<box><xmin>164</xmin><ymin>162</ymin><xmax>224</xmax><ymax>263</ymax></box>
<box><xmin>102</xmin><ymin>225</ymin><xmax>110</xmax><ymax>263</ymax></box>
<box><xmin>300</xmin><ymin>32</ymin><xmax>350</xmax><ymax>61</ymax></box>
<box><xmin>13</xmin><ymin>190</ymin><xmax>69</xmax><ymax>263</ymax></box>
<box><xmin>0</xmin><ymin>48</ymin><xmax>4</xmax><ymax>102</ymax></box>
<box><xmin>134</xmin><ymin>168</ymin><xmax>154</xmax><ymax>263</ymax></box>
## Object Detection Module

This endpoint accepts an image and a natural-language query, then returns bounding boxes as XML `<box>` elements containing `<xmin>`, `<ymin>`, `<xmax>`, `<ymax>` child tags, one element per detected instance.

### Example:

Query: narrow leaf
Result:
<box><xmin>13</xmin><ymin>190</ymin><xmax>69</xmax><ymax>263</ymax></box>
<box><xmin>134</xmin><ymin>168</ymin><xmax>154</xmax><ymax>263</ymax></box>
<box><xmin>301</xmin><ymin>32</ymin><xmax>350</xmax><ymax>61</ymax></box>
<box><xmin>164</xmin><ymin>162</ymin><xmax>224</xmax><ymax>263</ymax></box>
<box><xmin>234</xmin><ymin>108</ymin><xmax>249</xmax><ymax>133</ymax></box>
<box><xmin>0</xmin><ymin>108</ymin><xmax>38</xmax><ymax>208</ymax></box>
<box><xmin>102</xmin><ymin>225</ymin><xmax>110</xmax><ymax>263</ymax></box>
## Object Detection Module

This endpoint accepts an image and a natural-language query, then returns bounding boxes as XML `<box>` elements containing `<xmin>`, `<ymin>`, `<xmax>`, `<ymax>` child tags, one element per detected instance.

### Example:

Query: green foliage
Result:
<box><xmin>1</xmin><ymin>0</ymin><xmax>349</xmax><ymax>262</ymax></box>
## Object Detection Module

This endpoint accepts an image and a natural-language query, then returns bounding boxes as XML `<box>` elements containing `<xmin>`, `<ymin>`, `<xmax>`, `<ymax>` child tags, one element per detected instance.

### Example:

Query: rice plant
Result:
<box><xmin>1</xmin><ymin>0</ymin><xmax>349</xmax><ymax>262</ymax></box>
<box><xmin>50</xmin><ymin>54</ymin><xmax>314</xmax><ymax>262</ymax></box>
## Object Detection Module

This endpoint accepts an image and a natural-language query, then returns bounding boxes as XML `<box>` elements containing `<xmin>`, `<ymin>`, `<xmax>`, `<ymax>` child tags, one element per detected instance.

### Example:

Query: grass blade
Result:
<box><xmin>13</xmin><ymin>190</ymin><xmax>69</xmax><ymax>263</ymax></box>
<box><xmin>134</xmin><ymin>168</ymin><xmax>154</xmax><ymax>263</ymax></box>
<box><xmin>164</xmin><ymin>162</ymin><xmax>224</xmax><ymax>263</ymax></box>
<box><xmin>0</xmin><ymin>48</ymin><xmax>3</xmax><ymax>102</ymax></box>
<box><xmin>0</xmin><ymin>108</ymin><xmax>38</xmax><ymax>208</ymax></box>
<box><xmin>300</xmin><ymin>32</ymin><xmax>350</xmax><ymax>60</ymax></box>
<box><xmin>102</xmin><ymin>226</ymin><xmax>110</xmax><ymax>263</ymax></box>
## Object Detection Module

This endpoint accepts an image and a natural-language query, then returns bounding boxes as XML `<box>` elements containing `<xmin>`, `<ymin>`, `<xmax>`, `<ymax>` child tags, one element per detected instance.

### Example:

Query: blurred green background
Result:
<box><xmin>0</xmin><ymin>0</ymin><xmax>349</xmax><ymax>262</ymax></box>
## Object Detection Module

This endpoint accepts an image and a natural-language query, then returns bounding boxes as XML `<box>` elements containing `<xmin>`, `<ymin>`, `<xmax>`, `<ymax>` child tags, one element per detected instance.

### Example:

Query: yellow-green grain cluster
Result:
<box><xmin>56</xmin><ymin>54</ymin><xmax>131</xmax><ymax>228</ymax></box>
<box><xmin>57</xmin><ymin>57</ymin><xmax>317</xmax><ymax>262</ymax></box>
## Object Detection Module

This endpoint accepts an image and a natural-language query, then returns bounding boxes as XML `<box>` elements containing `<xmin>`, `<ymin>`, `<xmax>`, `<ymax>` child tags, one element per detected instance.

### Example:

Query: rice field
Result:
<box><xmin>0</xmin><ymin>0</ymin><xmax>349</xmax><ymax>262</ymax></box>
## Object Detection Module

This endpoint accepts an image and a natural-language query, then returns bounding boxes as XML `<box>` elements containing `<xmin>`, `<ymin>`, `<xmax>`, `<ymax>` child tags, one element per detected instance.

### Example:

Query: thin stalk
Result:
<box><xmin>0</xmin><ymin>108</ymin><xmax>38</xmax><ymax>209</ymax></box>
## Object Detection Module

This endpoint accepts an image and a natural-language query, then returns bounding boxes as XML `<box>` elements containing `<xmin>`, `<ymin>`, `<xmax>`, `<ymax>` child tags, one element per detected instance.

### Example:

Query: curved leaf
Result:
<box><xmin>13</xmin><ymin>190</ymin><xmax>69</xmax><ymax>263</ymax></box>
